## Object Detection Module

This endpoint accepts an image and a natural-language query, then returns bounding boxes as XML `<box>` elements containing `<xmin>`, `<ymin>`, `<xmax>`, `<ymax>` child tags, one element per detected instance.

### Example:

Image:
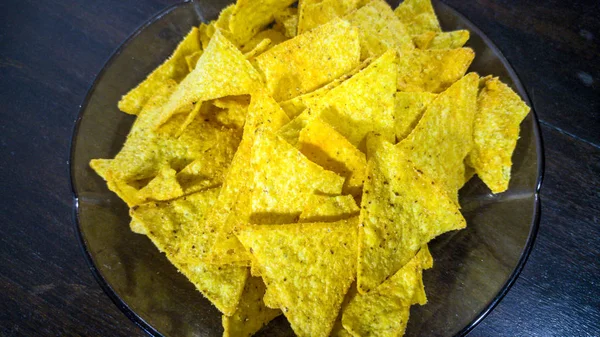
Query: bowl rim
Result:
<box><xmin>68</xmin><ymin>1</ymin><xmax>545</xmax><ymax>336</ymax></box>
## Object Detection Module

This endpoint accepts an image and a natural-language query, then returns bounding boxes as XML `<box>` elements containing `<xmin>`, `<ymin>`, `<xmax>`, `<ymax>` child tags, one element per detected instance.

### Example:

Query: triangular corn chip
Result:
<box><xmin>254</xmin><ymin>18</ymin><xmax>360</xmax><ymax>101</ymax></box>
<box><xmin>394</xmin><ymin>0</ymin><xmax>441</xmax><ymax>36</ymax></box>
<box><xmin>358</xmin><ymin>135</ymin><xmax>465</xmax><ymax>293</ymax></box>
<box><xmin>413</xmin><ymin>30</ymin><xmax>470</xmax><ymax>50</ymax></box>
<box><xmin>207</xmin><ymin>91</ymin><xmax>290</xmax><ymax>265</ymax></box>
<box><xmin>118</xmin><ymin>27</ymin><xmax>201</xmax><ymax>115</ymax></box>
<box><xmin>316</xmin><ymin>49</ymin><xmax>397</xmax><ymax>149</ymax></box>
<box><xmin>185</xmin><ymin>50</ymin><xmax>203</xmax><ymax>72</ymax></box>
<box><xmin>298</xmin><ymin>0</ymin><xmax>362</xmax><ymax>34</ymax></box>
<box><xmin>222</xmin><ymin>276</ymin><xmax>281</xmax><ymax>337</ymax></box>
<box><xmin>397</xmin><ymin>48</ymin><xmax>475</xmax><ymax>93</ymax></box>
<box><xmin>249</xmin><ymin>129</ymin><xmax>345</xmax><ymax>223</ymax></box>
<box><xmin>467</xmin><ymin>76</ymin><xmax>530</xmax><ymax>193</ymax></box>
<box><xmin>137</xmin><ymin>166</ymin><xmax>183</xmax><ymax>201</ymax></box>
<box><xmin>237</xmin><ymin>219</ymin><xmax>358</xmax><ymax>337</ymax></box>
<box><xmin>129</xmin><ymin>189</ymin><xmax>248</xmax><ymax>315</ymax></box>
<box><xmin>299</xmin><ymin>194</ymin><xmax>360</xmax><ymax>223</ymax></box>
<box><xmin>298</xmin><ymin>117</ymin><xmax>367</xmax><ymax>197</ymax></box>
<box><xmin>345</xmin><ymin>0</ymin><xmax>414</xmax><ymax>60</ymax></box>
<box><xmin>394</xmin><ymin>91</ymin><xmax>437</xmax><ymax>142</ymax></box>
<box><xmin>273</xmin><ymin>7</ymin><xmax>299</xmax><ymax>38</ymax></box>
<box><xmin>157</xmin><ymin>30</ymin><xmax>262</xmax><ymax>128</ymax></box>
<box><xmin>129</xmin><ymin>217</ymin><xmax>146</xmax><ymax>235</ymax></box>
<box><xmin>343</xmin><ymin>247</ymin><xmax>430</xmax><ymax>337</ymax></box>
<box><xmin>397</xmin><ymin>73</ymin><xmax>479</xmax><ymax>201</ymax></box>
<box><xmin>239</xmin><ymin>29</ymin><xmax>287</xmax><ymax>54</ymax></box>
<box><xmin>228</xmin><ymin>0</ymin><xmax>297</xmax><ymax>45</ymax></box>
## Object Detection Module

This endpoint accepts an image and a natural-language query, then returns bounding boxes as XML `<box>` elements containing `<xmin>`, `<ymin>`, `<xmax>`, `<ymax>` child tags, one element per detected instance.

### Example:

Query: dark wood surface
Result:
<box><xmin>0</xmin><ymin>0</ymin><xmax>598</xmax><ymax>336</ymax></box>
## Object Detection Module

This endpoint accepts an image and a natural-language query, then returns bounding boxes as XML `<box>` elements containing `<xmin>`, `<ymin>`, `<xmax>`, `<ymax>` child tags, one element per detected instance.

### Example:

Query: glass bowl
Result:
<box><xmin>69</xmin><ymin>1</ymin><xmax>544</xmax><ymax>336</ymax></box>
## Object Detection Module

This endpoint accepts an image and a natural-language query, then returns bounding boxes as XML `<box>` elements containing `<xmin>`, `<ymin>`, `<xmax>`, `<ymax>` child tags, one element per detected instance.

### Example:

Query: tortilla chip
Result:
<box><xmin>222</xmin><ymin>276</ymin><xmax>281</xmax><ymax>337</ymax></box>
<box><xmin>394</xmin><ymin>91</ymin><xmax>437</xmax><ymax>142</ymax></box>
<box><xmin>357</xmin><ymin>135</ymin><xmax>466</xmax><ymax>293</ymax></box>
<box><xmin>118</xmin><ymin>28</ymin><xmax>201</xmax><ymax>115</ymax></box>
<box><xmin>299</xmin><ymin>194</ymin><xmax>360</xmax><ymax>223</ymax></box>
<box><xmin>274</xmin><ymin>7</ymin><xmax>298</xmax><ymax>38</ymax></box>
<box><xmin>129</xmin><ymin>217</ymin><xmax>147</xmax><ymax>235</ymax></box>
<box><xmin>396</xmin><ymin>48</ymin><xmax>475</xmax><ymax>93</ymax></box>
<box><xmin>254</xmin><ymin>18</ymin><xmax>361</xmax><ymax>101</ymax></box>
<box><xmin>278</xmin><ymin>59</ymin><xmax>372</xmax><ymax>119</ymax></box>
<box><xmin>394</xmin><ymin>0</ymin><xmax>441</xmax><ymax>36</ymax></box>
<box><xmin>243</xmin><ymin>38</ymin><xmax>272</xmax><ymax>60</ymax></box>
<box><xmin>315</xmin><ymin>49</ymin><xmax>397</xmax><ymax>150</ymax></box>
<box><xmin>298</xmin><ymin>0</ymin><xmax>361</xmax><ymax>34</ymax></box>
<box><xmin>157</xmin><ymin>30</ymin><xmax>262</xmax><ymax>128</ymax></box>
<box><xmin>249</xmin><ymin>128</ymin><xmax>345</xmax><ymax>223</ymax></box>
<box><xmin>212</xmin><ymin>95</ymin><xmax>250</xmax><ymax>130</ymax></box>
<box><xmin>345</xmin><ymin>0</ymin><xmax>414</xmax><ymax>60</ymax></box>
<box><xmin>343</xmin><ymin>247</ymin><xmax>430</xmax><ymax>337</ymax></box>
<box><xmin>467</xmin><ymin>77</ymin><xmax>530</xmax><ymax>193</ymax></box>
<box><xmin>397</xmin><ymin>73</ymin><xmax>479</xmax><ymax>202</ymax></box>
<box><xmin>228</xmin><ymin>0</ymin><xmax>297</xmax><ymax>45</ymax></box>
<box><xmin>237</xmin><ymin>219</ymin><xmax>358</xmax><ymax>337</ymax></box>
<box><xmin>298</xmin><ymin>117</ymin><xmax>367</xmax><ymax>197</ymax></box>
<box><xmin>137</xmin><ymin>166</ymin><xmax>184</xmax><ymax>201</ymax></box>
<box><xmin>240</xmin><ymin>29</ymin><xmax>287</xmax><ymax>53</ymax></box>
<box><xmin>207</xmin><ymin>91</ymin><xmax>291</xmax><ymax>265</ymax></box>
<box><xmin>185</xmin><ymin>50</ymin><xmax>203</xmax><ymax>72</ymax></box>
<box><xmin>330</xmin><ymin>283</ymin><xmax>358</xmax><ymax>337</ymax></box>
<box><xmin>199</xmin><ymin>22</ymin><xmax>215</xmax><ymax>50</ymax></box>
<box><xmin>414</xmin><ymin>30</ymin><xmax>470</xmax><ymax>50</ymax></box>
<box><xmin>130</xmin><ymin>188</ymin><xmax>248</xmax><ymax>315</ymax></box>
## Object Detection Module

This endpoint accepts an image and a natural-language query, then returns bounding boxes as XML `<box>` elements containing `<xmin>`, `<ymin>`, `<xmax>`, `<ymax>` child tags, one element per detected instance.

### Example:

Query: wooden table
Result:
<box><xmin>0</xmin><ymin>0</ymin><xmax>598</xmax><ymax>336</ymax></box>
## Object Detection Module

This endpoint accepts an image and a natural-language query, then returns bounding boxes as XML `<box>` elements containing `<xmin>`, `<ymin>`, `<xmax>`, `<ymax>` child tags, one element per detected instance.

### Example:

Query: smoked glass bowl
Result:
<box><xmin>70</xmin><ymin>1</ymin><xmax>543</xmax><ymax>336</ymax></box>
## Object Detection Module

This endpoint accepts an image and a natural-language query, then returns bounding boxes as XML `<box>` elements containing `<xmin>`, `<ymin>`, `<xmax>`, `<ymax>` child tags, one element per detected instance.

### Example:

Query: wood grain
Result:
<box><xmin>0</xmin><ymin>0</ymin><xmax>598</xmax><ymax>336</ymax></box>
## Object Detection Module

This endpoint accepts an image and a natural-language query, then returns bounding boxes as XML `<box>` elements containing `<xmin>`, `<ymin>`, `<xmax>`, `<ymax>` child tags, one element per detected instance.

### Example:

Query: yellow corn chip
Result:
<box><xmin>237</xmin><ymin>219</ymin><xmax>358</xmax><ymax>337</ymax></box>
<box><xmin>211</xmin><ymin>95</ymin><xmax>250</xmax><ymax>130</ymax></box>
<box><xmin>199</xmin><ymin>22</ymin><xmax>215</xmax><ymax>50</ymax></box>
<box><xmin>394</xmin><ymin>91</ymin><xmax>437</xmax><ymax>142</ymax></box>
<box><xmin>467</xmin><ymin>77</ymin><xmax>530</xmax><ymax>193</ymax></box>
<box><xmin>228</xmin><ymin>0</ymin><xmax>297</xmax><ymax>45</ymax></box>
<box><xmin>222</xmin><ymin>276</ymin><xmax>281</xmax><ymax>337</ymax></box>
<box><xmin>358</xmin><ymin>135</ymin><xmax>466</xmax><ymax>293</ymax></box>
<box><xmin>299</xmin><ymin>194</ymin><xmax>360</xmax><ymax>223</ymax></box>
<box><xmin>298</xmin><ymin>117</ymin><xmax>367</xmax><ymax>196</ymax></box>
<box><xmin>207</xmin><ymin>91</ymin><xmax>291</xmax><ymax>265</ymax></box>
<box><xmin>343</xmin><ymin>247</ymin><xmax>430</xmax><ymax>337</ymax></box>
<box><xmin>254</xmin><ymin>19</ymin><xmax>361</xmax><ymax>101</ymax></box>
<box><xmin>330</xmin><ymin>283</ymin><xmax>358</xmax><ymax>337</ymax></box>
<box><xmin>157</xmin><ymin>30</ymin><xmax>262</xmax><ymax>128</ymax></box>
<box><xmin>273</xmin><ymin>7</ymin><xmax>298</xmax><ymax>38</ymax></box>
<box><xmin>397</xmin><ymin>73</ymin><xmax>479</xmax><ymax>202</ymax></box>
<box><xmin>129</xmin><ymin>217</ymin><xmax>147</xmax><ymax>235</ymax></box>
<box><xmin>118</xmin><ymin>28</ymin><xmax>201</xmax><ymax>115</ymax></box>
<box><xmin>137</xmin><ymin>166</ymin><xmax>183</xmax><ymax>201</ymax></box>
<box><xmin>185</xmin><ymin>50</ymin><xmax>203</xmax><ymax>72</ymax></box>
<box><xmin>240</xmin><ymin>29</ymin><xmax>287</xmax><ymax>53</ymax></box>
<box><xmin>298</xmin><ymin>0</ymin><xmax>361</xmax><ymax>34</ymax></box>
<box><xmin>397</xmin><ymin>48</ymin><xmax>475</xmax><ymax>93</ymax></box>
<box><xmin>414</xmin><ymin>30</ymin><xmax>470</xmax><ymax>50</ymax></box>
<box><xmin>243</xmin><ymin>38</ymin><xmax>272</xmax><ymax>60</ymax></box>
<box><xmin>130</xmin><ymin>188</ymin><xmax>248</xmax><ymax>315</ymax></box>
<box><xmin>249</xmin><ymin>129</ymin><xmax>345</xmax><ymax>223</ymax></box>
<box><xmin>316</xmin><ymin>49</ymin><xmax>397</xmax><ymax>150</ymax></box>
<box><xmin>216</xmin><ymin>5</ymin><xmax>235</xmax><ymax>31</ymax></box>
<box><xmin>345</xmin><ymin>0</ymin><xmax>414</xmax><ymax>60</ymax></box>
<box><xmin>394</xmin><ymin>0</ymin><xmax>441</xmax><ymax>36</ymax></box>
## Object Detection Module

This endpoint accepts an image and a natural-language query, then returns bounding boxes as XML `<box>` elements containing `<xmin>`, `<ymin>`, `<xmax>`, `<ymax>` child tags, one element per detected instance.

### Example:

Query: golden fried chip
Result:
<box><xmin>358</xmin><ymin>135</ymin><xmax>466</xmax><ymax>293</ymax></box>
<box><xmin>467</xmin><ymin>77</ymin><xmax>530</xmax><ymax>193</ymax></box>
<box><xmin>394</xmin><ymin>91</ymin><xmax>437</xmax><ymax>141</ymax></box>
<box><xmin>249</xmin><ymin>129</ymin><xmax>345</xmax><ymax>223</ymax></box>
<box><xmin>207</xmin><ymin>91</ymin><xmax>291</xmax><ymax>265</ymax></box>
<box><xmin>299</xmin><ymin>194</ymin><xmax>360</xmax><ymax>223</ymax></box>
<box><xmin>273</xmin><ymin>7</ymin><xmax>298</xmax><ymax>38</ymax></box>
<box><xmin>394</xmin><ymin>0</ymin><xmax>441</xmax><ymax>36</ymax></box>
<box><xmin>240</xmin><ymin>29</ymin><xmax>287</xmax><ymax>53</ymax></box>
<box><xmin>315</xmin><ymin>49</ymin><xmax>397</xmax><ymax>150</ymax></box>
<box><xmin>130</xmin><ymin>189</ymin><xmax>248</xmax><ymax>315</ymax></box>
<box><xmin>184</xmin><ymin>50</ymin><xmax>203</xmax><ymax>72</ymax></box>
<box><xmin>157</xmin><ymin>30</ymin><xmax>262</xmax><ymax>128</ymax></box>
<box><xmin>397</xmin><ymin>73</ymin><xmax>479</xmax><ymax>202</ymax></box>
<box><xmin>243</xmin><ymin>38</ymin><xmax>272</xmax><ymax>60</ymax></box>
<box><xmin>228</xmin><ymin>0</ymin><xmax>296</xmax><ymax>45</ymax></box>
<box><xmin>414</xmin><ymin>30</ymin><xmax>470</xmax><ymax>50</ymax></box>
<box><xmin>129</xmin><ymin>217</ymin><xmax>147</xmax><ymax>235</ymax></box>
<box><xmin>330</xmin><ymin>283</ymin><xmax>358</xmax><ymax>337</ymax></box>
<box><xmin>199</xmin><ymin>22</ymin><xmax>215</xmax><ymax>49</ymax></box>
<box><xmin>222</xmin><ymin>276</ymin><xmax>281</xmax><ymax>337</ymax></box>
<box><xmin>118</xmin><ymin>28</ymin><xmax>201</xmax><ymax>115</ymax></box>
<box><xmin>343</xmin><ymin>247</ymin><xmax>430</xmax><ymax>337</ymax></box>
<box><xmin>396</xmin><ymin>48</ymin><xmax>475</xmax><ymax>93</ymax></box>
<box><xmin>298</xmin><ymin>118</ymin><xmax>367</xmax><ymax>197</ymax></box>
<box><xmin>345</xmin><ymin>0</ymin><xmax>414</xmax><ymax>60</ymax></box>
<box><xmin>237</xmin><ymin>219</ymin><xmax>358</xmax><ymax>337</ymax></box>
<box><xmin>298</xmin><ymin>0</ymin><xmax>361</xmax><ymax>34</ymax></box>
<box><xmin>212</xmin><ymin>95</ymin><xmax>250</xmax><ymax>130</ymax></box>
<box><xmin>254</xmin><ymin>19</ymin><xmax>360</xmax><ymax>101</ymax></box>
<box><xmin>137</xmin><ymin>166</ymin><xmax>183</xmax><ymax>201</ymax></box>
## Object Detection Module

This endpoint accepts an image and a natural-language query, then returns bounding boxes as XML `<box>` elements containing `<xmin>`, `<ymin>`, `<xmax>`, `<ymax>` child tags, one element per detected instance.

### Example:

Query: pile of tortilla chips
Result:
<box><xmin>91</xmin><ymin>0</ymin><xmax>530</xmax><ymax>335</ymax></box>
